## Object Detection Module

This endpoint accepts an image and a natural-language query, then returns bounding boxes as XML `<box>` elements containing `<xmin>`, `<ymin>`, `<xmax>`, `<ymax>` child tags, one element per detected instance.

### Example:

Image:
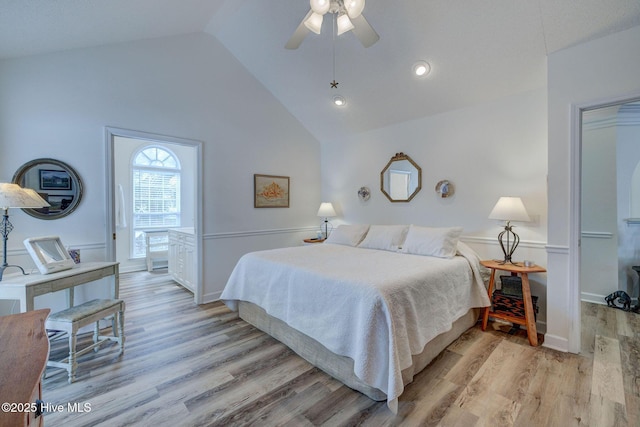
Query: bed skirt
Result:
<box><xmin>238</xmin><ymin>301</ymin><xmax>481</xmax><ymax>401</ymax></box>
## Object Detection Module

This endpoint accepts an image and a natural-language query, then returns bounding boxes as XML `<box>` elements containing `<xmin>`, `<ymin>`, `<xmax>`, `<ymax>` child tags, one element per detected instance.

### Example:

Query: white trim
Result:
<box><xmin>545</xmin><ymin>244</ymin><xmax>569</xmax><ymax>254</ymax></box>
<box><xmin>542</xmin><ymin>334</ymin><xmax>569</xmax><ymax>352</ymax></box>
<box><xmin>202</xmin><ymin>289</ymin><xmax>223</xmax><ymax>304</ymax></box>
<box><xmin>581</xmin><ymin>231</ymin><xmax>614</xmax><ymax>239</ymax></box>
<box><xmin>569</xmin><ymin>102</ymin><xmax>583</xmax><ymax>354</ymax></box>
<box><xmin>460</xmin><ymin>235</ymin><xmax>547</xmax><ymax>249</ymax></box>
<box><xmin>581</xmin><ymin>291</ymin><xmax>607</xmax><ymax>305</ymax></box>
<box><xmin>7</xmin><ymin>242</ymin><xmax>105</xmax><ymax>257</ymax></box>
<box><xmin>204</xmin><ymin>226</ymin><xmax>319</xmax><ymax>240</ymax></box>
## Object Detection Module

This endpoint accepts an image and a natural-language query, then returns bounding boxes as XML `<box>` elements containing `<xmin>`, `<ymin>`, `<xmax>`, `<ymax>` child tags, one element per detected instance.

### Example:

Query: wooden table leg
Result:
<box><xmin>481</xmin><ymin>268</ymin><xmax>496</xmax><ymax>331</ymax></box>
<box><xmin>520</xmin><ymin>272</ymin><xmax>538</xmax><ymax>346</ymax></box>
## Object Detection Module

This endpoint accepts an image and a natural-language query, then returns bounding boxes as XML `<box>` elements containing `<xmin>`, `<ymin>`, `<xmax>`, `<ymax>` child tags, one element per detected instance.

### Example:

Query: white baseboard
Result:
<box><xmin>542</xmin><ymin>334</ymin><xmax>569</xmax><ymax>353</ymax></box>
<box><xmin>202</xmin><ymin>290</ymin><xmax>223</xmax><ymax>304</ymax></box>
<box><xmin>580</xmin><ymin>291</ymin><xmax>607</xmax><ymax>305</ymax></box>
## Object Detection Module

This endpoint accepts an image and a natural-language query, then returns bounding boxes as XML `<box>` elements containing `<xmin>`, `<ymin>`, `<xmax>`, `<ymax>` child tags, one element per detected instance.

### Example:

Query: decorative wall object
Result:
<box><xmin>380</xmin><ymin>152</ymin><xmax>422</xmax><ymax>202</ymax></box>
<box><xmin>12</xmin><ymin>158</ymin><xmax>83</xmax><ymax>220</ymax></box>
<box><xmin>435</xmin><ymin>180</ymin><xmax>454</xmax><ymax>198</ymax></box>
<box><xmin>357</xmin><ymin>186</ymin><xmax>370</xmax><ymax>201</ymax></box>
<box><xmin>254</xmin><ymin>174</ymin><xmax>290</xmax><ymax>208</ymax></box>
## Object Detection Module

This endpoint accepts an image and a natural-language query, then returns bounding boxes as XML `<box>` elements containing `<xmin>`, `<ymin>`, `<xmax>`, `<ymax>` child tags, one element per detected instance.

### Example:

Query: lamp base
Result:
<box><xmin>0</xmin><ymin>264</ymin><xmax>27</xmax><ymax>281</ymax></box>
<box><xmin>494</xmin><ymin>259</ymin><xmax>523</xmax><ymax>267</ymax></box>
<box><xmin>496</xmin><ymin>222</ymin><xmax>521</xmax><ymax>266</ymax></box>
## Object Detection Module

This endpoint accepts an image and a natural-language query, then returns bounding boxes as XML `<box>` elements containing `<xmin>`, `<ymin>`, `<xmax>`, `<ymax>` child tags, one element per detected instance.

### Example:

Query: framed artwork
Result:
<box><xmin>254</xmin><ymin>174</ymin><xmax>290</xmax><ymax>208</ymax></box>
<box><xmin>39</xmin><ymin>169</ymin><xmax>72</xmax><ymax>190</ymax></box>
<box><xmin>47</xmin><ymin>195</ymin><xmax>74</xmax><ymax>212</ymax></box>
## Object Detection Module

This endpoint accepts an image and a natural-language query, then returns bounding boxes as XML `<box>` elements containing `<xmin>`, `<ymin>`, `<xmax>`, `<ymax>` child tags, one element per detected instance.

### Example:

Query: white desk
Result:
<box><xmin>0</xmin><ymin>261</ymin><xmax>119</xmax><ymax>312</ymax></box>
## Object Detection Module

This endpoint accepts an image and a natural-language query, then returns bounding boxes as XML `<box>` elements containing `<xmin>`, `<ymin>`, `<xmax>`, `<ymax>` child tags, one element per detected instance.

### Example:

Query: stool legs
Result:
<box><xmin>118</xmin><ymin>308</ymin><xmax>125</xmax><ymax>355</ymax></box>
<box><xmin>68</xmin><ymin>329</ymin><xmax>78</xmax><ymax>384</ymax></box>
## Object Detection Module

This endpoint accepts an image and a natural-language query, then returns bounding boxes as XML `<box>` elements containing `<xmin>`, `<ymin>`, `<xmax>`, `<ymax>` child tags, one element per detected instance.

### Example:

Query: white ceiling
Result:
<box><xmin>1</xmin><ymin>0</ymin><xmax>639</xmax><ymax>141</ymax></box>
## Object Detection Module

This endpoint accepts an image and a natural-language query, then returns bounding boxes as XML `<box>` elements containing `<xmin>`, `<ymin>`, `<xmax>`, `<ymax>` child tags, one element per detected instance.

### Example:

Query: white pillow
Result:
<box><xmin>401</xmin><ymin>225</ymin><xmax>463</xmax><ymax>258</ymax></box>
<box><xmin>324</xmin><ymin>224</ymin><xmax>370</xmax><ymax>246</ymax></box>
<box><xmin>357</xmin><ymin>225</ymin><xmax>409</xmax><ymax>251</ymax></box>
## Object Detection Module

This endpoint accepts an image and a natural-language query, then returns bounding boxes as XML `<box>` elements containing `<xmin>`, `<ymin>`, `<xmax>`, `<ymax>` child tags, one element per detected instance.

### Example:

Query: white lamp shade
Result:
<box><xmin>0</xmin><ymin>183</ymin><xmax>49</xmax><ymax>209</ymax></box>
<box><xmin>344</xmin><ymin>0</ymin><xmax>365</xmax><ymax>18</ymax></box>
<box><xmin>310</xmin><ymin>0</ymin><xmax>330</xmax><ymax>15</ymax></box>
<box><xmin>488</xmin><ymin>197</ymin><xmax>530</xmax><ymax>222</ymax></box>
<box><xmin>22</xmin><ymin>188</ymin><xmax>51</xmax><ymax>207</ymax></box>
<box><xmin>304</xmin><ymin>12</ymin><xmax>324</xmax><ymax>34</ymax></box>
<box><xmin>317</xmin><ymin>202</ymin><xmax>336</xmax><ymax>217</ymax></box>
<box><xmin>336</xmin><ymin>14</ymin><xmax>355</xmax><ymax>35</ymax></box>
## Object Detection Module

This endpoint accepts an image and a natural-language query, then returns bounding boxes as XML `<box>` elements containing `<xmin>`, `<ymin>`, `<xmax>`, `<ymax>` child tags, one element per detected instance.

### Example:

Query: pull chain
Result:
<box><xmin>330</xmin><ymin>13</ymin><xmax>339</xmax><ymax>89</ymax></box>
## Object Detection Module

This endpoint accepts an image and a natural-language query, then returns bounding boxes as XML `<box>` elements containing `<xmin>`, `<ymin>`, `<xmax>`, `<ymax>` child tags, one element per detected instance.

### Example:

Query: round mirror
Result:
<box><xmin>12</xmin><ymin>158</ymin><xmax>83</xmax><ymax>219</ymax></box>
<box><xmin>380</xmin><ymin>152</ymin><xmax>422</xmax><ymax>202</ymax></box>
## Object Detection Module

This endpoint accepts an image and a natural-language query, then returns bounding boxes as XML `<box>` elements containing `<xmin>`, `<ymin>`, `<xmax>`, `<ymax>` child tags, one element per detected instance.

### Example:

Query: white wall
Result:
<box><xmin>0</xmin><ymin>33</ymin><xmax>321</xmax><ymax>313</ymax></box>
<box><xmin>547</xmin><ymin>24</ymin><xmax>640</xmax><ymax>352</ymax></box>
<box><xmin>322</xmin><ymin>88</ymin><xmax>549</xmax><ymax>327</ymax></box>
<box><xmin>580</xmin><ymin>114</ymin><xmax>619</xmax><ymax>303</ymax></box>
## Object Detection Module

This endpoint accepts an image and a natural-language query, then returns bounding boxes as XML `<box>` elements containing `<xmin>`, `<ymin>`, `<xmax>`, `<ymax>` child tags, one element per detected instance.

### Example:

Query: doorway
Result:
<box><xmin>572</xmin><ymin>96</ymin><xmax>640</xmax><ymax>351</ymax></box>
<box><xmin>105</xmin><ymin>127</ymin><xmax>203</xmax><ymax>303</ymax></box>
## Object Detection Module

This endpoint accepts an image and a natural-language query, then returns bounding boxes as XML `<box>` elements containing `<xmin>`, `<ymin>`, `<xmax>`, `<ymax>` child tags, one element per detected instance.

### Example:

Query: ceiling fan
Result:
<box><xmin>285</xmin><ymin>0</ymin><xmax>379</xmax><ymax>49</ymax></box>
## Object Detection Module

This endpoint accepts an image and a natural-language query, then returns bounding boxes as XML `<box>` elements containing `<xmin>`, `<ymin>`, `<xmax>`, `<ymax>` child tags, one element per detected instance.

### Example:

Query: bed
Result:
<box><xmin>221</xmin><ymin>224</ymin><xmax>490</xmax><ymax>412</ymax></box>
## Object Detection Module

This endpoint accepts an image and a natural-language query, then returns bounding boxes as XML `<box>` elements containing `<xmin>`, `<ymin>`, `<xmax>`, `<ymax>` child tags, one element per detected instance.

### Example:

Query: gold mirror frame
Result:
<box><xmin>380</xmin><ymin>152</ymin><xmax>422</xmax><ymax>202</ymax></box>
<box><xmin>12</xmin><ymin>158</ymin><xmax>83</xmax><ymax>220</ymax></box>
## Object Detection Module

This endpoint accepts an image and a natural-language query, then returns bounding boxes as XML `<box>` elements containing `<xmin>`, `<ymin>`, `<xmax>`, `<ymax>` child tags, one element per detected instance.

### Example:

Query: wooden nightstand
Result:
<box><xmin>480</xmin><ymin>259</ymin><xmax>546</xmax><ymax>346</ymax></box>
<box><xmin>303</xmin><ymin>238</ymin><xmax>325</xmax><ymax>244</ymax></box>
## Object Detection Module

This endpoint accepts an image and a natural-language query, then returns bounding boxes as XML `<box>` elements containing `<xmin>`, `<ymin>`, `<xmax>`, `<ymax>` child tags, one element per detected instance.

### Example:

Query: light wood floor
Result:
<box><xmin>41</xmin><ymin>270</ymin><xmax>640</xmax><ymax>426</ymax></box>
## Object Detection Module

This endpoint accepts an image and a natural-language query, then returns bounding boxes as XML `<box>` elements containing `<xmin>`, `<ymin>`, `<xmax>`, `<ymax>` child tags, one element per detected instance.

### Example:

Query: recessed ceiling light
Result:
<box><xmin>413</xmin><ymin>60</ymin><xmax>431</xmax><ymax>77</ymax></box>
<box><xmin>333</xmin><ymin>95</ymin><xmax>346</xmax><ymax>106</ymax></box>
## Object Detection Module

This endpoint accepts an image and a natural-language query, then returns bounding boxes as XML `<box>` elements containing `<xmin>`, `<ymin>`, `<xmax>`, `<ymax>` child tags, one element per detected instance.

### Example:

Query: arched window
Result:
<box><xmin>132</xmin><ymin>146</ymin><xmax>181</xmax><ymax>258</ymax></box>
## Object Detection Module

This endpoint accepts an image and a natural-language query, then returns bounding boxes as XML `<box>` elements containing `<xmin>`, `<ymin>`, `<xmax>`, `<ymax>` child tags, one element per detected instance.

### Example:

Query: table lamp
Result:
<box><xmin>488</xmin><ymin>196</ymin><xmax>530</xmax><ymax>264</ymax></box>
<box><xmin>317</xmin><ymin>202</ymin><xmax>336</xmax><ymax>239</ymax></box>
<box><xmin>0</xmin><ymin>183</ymin><xmax>50</xmax><ymax>280</ymax></box>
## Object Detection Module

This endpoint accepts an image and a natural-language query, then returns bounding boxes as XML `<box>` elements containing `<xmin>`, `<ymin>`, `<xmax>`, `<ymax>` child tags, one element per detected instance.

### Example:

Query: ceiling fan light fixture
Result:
<box><xmin>333</xmin><ymin>95</ymin><xmax>346</xmax><ymax>106</ymax></box>
<box><xmin>310</xmin><ymin>0</ymin><xmax>331</xmax><ymax>15</ymax></box>
<box><xmin>345</xmin><ymin>0</ymin><xmax>365</xmax><ymax>18</ymax></box>
<box><xmin>304</xmin><ymin>12</ymin><xmax>324</xmax><ymax>34</ymax></box>
<box><xmin>336</xmin><ymin>14</ymin><xmax>355</xmax><ymax>36</ymax></box>
<box><xmin>413</xmin><ymin>60</ymin><xmax>431</xmax><ymax>77</ymax></box>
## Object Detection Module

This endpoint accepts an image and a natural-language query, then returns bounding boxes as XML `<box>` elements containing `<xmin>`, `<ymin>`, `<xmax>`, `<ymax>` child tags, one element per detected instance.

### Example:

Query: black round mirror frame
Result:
<box><xmin>12</xmin><ymin>158</ymin><xmax>83</xmax><ymax>220</ymax></box>
<box><xmin>380</xmin><ymin>152</ymin><xmax>422</xmax><ymax>202</ymax></box>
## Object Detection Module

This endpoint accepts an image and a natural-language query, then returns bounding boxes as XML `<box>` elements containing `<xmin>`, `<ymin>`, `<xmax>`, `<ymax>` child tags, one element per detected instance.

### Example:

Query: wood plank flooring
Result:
<box><xmin>40</xmin><ymin>271</ymin><xmax>640</xmax><ymax>426</ymax></box>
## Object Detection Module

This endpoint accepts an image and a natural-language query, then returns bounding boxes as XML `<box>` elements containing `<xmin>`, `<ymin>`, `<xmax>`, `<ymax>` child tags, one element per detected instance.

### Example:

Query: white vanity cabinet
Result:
<box><xmin>168</xmin><ymin>228</ymin><xmax>195</xmax><ymax>293</ymax></box>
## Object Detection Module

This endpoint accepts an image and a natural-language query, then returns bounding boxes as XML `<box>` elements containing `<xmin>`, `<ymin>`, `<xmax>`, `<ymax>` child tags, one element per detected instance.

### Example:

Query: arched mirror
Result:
<box><xmin>380</xmin><ymin>152</ymin><xmax>422</xmax><ymax>202</ymax></box>
<box><xmin>12</xmin><ymin>158</ymin><xmax>83</xmax><ymax>219</ymax></box>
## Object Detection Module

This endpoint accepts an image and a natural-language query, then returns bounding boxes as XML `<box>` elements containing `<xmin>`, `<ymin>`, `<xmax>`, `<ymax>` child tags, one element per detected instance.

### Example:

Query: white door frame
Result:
<box><xmin>569</xmin><ymin>90</ymin><xmax>640</xmax><ymax>352</ymax></box>
<box><xmin>104</xmin><ymin>126</ymin><xmax>204</xmax><ymax>304</ymax></box>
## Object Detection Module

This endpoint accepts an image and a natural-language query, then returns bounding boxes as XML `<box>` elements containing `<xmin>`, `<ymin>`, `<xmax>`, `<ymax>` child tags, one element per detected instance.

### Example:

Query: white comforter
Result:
<box><xmin>221</xmin><ymin>242</ymin><xmax>490</xmax><ymax>412</ymax></box>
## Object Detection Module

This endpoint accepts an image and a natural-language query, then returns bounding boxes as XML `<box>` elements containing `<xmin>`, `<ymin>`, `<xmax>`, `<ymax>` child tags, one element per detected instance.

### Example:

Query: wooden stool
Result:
<box><xmin>46</xmin><ymin>298</ymin><xmax>125</xmax><ymax>383</ymax></box>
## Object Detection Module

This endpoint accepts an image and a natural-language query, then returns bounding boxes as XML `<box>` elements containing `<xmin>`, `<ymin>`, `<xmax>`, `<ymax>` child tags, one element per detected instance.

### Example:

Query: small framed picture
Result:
<box><xmin>254</xmin><ymin>174</ymin><xmax>289</xmax><ymax>208</ymax></box>
<box><xmin>39</xmin><ymin>169</ymin><xmax>72</xmax><ymax>190</ymax></box>
<box><xmin>47</xmin><ymin>195</ymin><xmax>74</xmax><ymax>213</ymax></box>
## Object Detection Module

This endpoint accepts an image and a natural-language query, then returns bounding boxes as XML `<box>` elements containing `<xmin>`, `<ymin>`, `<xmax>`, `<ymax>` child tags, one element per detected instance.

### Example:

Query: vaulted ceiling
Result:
<box><xmin>1</xmin><ymin>0</ymin><xmax>639</xmax><ymax>141</ymax></box>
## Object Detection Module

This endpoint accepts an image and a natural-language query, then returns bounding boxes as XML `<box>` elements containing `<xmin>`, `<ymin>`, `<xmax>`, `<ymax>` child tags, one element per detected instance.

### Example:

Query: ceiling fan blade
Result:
<box><xmin>285</xmin><ymin>10</ymin><xmax>313</xmax><ymax>49</ymax></box>
<box><xmin>351</xmin><ymin>14</ymin><xmax>379</xmax><ymax>48</ymax></box>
